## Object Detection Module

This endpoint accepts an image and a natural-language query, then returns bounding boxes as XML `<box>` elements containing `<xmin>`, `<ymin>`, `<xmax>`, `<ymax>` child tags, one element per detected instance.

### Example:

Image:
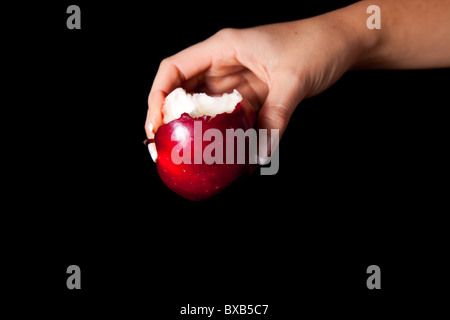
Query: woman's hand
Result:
<box><xmin>145</xmin><ymin>14</ymin><xmax>364</xmax><ymax>161</ymax></box>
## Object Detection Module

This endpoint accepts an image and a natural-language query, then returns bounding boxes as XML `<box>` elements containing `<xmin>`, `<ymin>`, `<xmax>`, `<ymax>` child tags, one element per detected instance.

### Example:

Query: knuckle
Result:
<box><xmin>215</xmin><ymin>27</ymin><xmax>239</xmax><ymax>42</ymax></box>
<box><xmin>260</xmin><ymin>106</ymin><xmax>290</xmax><ymax>130</ymax></box>
<box><xmin>159</xmin><ymin>57</ymin><xmax>173</xmax><ymax>69</ymax></box>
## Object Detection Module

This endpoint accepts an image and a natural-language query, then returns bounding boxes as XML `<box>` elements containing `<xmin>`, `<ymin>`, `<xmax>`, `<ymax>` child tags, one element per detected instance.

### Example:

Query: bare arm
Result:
<box><xmin>146</xmin><ymin>0</ymin><xmax>450</xmax><ymax>161</ymax></box>
<box><xmin>338</xmin><ymin>0</ymin><xmax>450</xmax><ymax>69</ymax></box>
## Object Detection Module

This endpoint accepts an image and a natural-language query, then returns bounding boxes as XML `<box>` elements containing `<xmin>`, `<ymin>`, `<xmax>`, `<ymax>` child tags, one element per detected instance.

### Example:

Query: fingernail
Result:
<box><xmin>147</xmin><ymin>122</ymin><xmax>158</xmax><ymax>162</ymax></box>
<box><xmin>148</xmin><ymin>143</ymin><xmax>158</xmax><ymax>162</ymax></box>
<box><xmin>148</xmin><ymin>122</ymin><xmax>155</xmax><ymax>138</ymax></box>
<box><xmin>257</xmin><ymin>129</ymin><xmax>279</xmax><ymax>165</ymax></box>
<box><xmin>257</xmin><ymin>155</ymin><xmax>270</xmax><ymax>165</ymax></box>
<box><xmin>258</xmin><ymin>129</ymin><xmax>270</xmax><ymax>165</ymax></box>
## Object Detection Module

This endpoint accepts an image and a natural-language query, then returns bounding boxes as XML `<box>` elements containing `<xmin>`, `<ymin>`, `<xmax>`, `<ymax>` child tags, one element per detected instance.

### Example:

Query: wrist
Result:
<box><xmin>324</xmin><ymin>1</ymin><xmax>383</xmax><ymax>69</ymax></box>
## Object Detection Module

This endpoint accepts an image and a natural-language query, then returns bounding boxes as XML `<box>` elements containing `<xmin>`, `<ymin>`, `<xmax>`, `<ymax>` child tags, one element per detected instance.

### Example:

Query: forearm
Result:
<box><xmin>331</xmin><ymin>0</ymin><xmax>450</xmax><ymax>69</ymax></box>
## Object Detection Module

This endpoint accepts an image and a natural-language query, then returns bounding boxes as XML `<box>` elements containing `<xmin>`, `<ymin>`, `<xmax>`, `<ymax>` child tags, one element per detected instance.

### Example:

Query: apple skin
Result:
<box><xmin>155</xmin><ymin>98</ymin><xmax>256</xmax><ymax>201</ymax></box>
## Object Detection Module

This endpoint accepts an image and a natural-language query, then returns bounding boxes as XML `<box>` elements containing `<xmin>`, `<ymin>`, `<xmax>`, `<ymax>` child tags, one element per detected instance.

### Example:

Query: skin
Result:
<box><xmin>145</xmin><ymin>0</ymin><xmax>450</xmax><ymax>161</ymax></box>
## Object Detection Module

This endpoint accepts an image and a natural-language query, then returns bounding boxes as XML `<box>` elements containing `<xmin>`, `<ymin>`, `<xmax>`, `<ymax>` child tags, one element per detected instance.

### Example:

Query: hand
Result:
<box><xmin>145</xmin><ymin>15</ymin><xmax>363</xmax><ymax>161</ymax></box>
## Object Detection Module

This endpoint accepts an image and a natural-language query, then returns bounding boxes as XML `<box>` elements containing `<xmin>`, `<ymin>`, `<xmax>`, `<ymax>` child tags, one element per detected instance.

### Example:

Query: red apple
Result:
<box><xmin>149</xmin><ymin>88</ymin><xmax>257</xmax><ymax>201</ymax></box>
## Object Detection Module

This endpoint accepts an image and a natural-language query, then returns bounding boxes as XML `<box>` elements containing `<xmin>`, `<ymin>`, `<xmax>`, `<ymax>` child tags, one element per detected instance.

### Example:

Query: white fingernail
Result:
<box><xmin>257</xmin><ymin>155</ymin><xmax>270</xmax><ymax>165</ymax></box>
<box><xmin>258</xmin><ymin>128</ymin><xmax>271</xmax><ymax>165</ymax></box>
<box><xmin>148</xmin><ymin>122</ymin><xmax>155</xmax><ymax>138</ymax></box>
<box><xmin>148</xmin><ymin>143</ymin><xmax>158</xmax><ymax>162</ymax></box>
<box><xmin>257</xmin><ymin>128</ymin><xmax>280</xmax><ymax>166</ymax></box>
<box><xmin>147</xmin><ymin>122</ymin><xmax>157</xmax><ymax>162</ymax></box>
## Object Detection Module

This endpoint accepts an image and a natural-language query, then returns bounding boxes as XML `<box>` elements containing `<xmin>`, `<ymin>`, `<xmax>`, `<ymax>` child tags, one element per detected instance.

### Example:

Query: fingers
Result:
<box><xmin>146</xmin><ymin>29</ymin><xmax>244</xmax><ymax>163</ymax></box>
<box><xmin>147</xmin><ymin>28</ymin><xmax>245</xmax><ymax>135</ymax></box>
<box><xmin>257</xmin><ymin>71</ymin><xmax>305</xmax><ymax>164</ymax></box>
<box><xmin>145</xmin><ymin>39</ymin><xmax>217</xmax><ymax>163</ymax></box>
<box><xmin>147</xmin><ymin>48</ymin><xmax>212</xmax><ymax>134</ymax></box>
<box><xmin>147</xmin><ymin>33</ymin><xmax>239</xmax><ymax>132</ymax></box>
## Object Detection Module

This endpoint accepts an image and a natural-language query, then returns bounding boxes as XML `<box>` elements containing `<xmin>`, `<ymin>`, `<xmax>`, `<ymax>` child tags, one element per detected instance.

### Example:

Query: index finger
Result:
<box><xmin>146</xmin><ymin>40</ymin><xmax>215</xmax><ymax>137</ymax></box>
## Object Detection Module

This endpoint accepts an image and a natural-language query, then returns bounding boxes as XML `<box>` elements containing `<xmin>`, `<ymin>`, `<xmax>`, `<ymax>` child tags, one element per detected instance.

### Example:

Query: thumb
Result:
<box><xmin>257</xmin><ymin>73</ymin><xmax>304</xmax><ymax>164</ymax></box>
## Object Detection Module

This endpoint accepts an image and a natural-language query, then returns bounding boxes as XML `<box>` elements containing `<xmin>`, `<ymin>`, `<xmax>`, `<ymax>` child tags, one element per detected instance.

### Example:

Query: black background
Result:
<box><xmin>7</xmin><ymin>0</ymin><xmax>448</xmax><ymax>318</ymax></box>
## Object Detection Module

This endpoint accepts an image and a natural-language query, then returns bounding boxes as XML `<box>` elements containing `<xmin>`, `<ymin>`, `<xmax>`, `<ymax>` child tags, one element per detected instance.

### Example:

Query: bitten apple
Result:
<box><xmin>149</xmin><ymin>88</ymin><xmax>257</xmax><ymax>201</ymax></box>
